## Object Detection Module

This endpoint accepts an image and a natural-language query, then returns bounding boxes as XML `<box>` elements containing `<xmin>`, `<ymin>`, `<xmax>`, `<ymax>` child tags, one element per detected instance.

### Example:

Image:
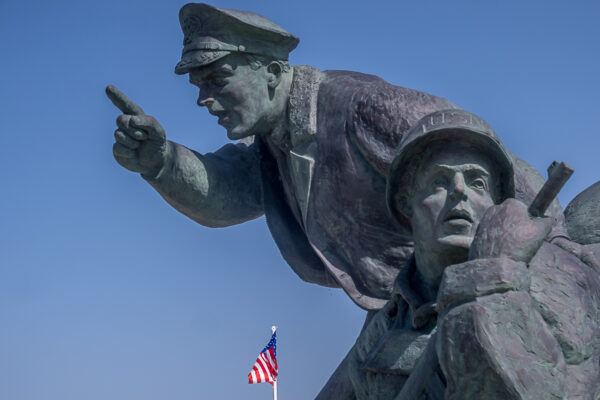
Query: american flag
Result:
<box><xmin>248</xmin><ymin>330</ymin><xmax>278</xmax><ymax>385</ymax></box>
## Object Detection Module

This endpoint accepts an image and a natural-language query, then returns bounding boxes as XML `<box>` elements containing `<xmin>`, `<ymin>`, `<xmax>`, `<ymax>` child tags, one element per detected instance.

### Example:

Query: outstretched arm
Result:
<box><xmin>107</xmin><ymin>85</ymin><xmax>263</xmax><ymax>228</ymax></box>
<box><xmin>144</xmin><ymin>140</ymin><xmax>263</xmax><ymax>227</ymax></box>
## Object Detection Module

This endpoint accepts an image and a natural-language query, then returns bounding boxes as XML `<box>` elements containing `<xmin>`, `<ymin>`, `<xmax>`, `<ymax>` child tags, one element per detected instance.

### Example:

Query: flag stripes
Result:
<box><xmin>248</xmin><ymin>331</ymin><xmax>278</xmax><ymax>385</ymax></box>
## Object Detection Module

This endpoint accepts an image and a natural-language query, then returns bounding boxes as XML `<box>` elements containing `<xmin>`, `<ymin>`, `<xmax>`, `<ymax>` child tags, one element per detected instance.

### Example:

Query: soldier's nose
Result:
<box><xmin>449</xmin><ymin>174</ymin><xmax>466</xmax><ymax>199</ymax></box>
<box><xmin>197</xmin><ymin>97</ymin><xmax>215</xmax><ymax>107</ymax></box>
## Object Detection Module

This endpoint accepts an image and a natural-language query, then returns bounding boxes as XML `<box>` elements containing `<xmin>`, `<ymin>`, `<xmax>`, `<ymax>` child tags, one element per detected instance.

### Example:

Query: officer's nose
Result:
<box><xmin>197</xmin><ymin>96</ymin><xmax>215</xmax><ymax>107</ymax></box>
<box><xmin>196</xmin><ymin>84</ymin><xmax>215</xmax><ymax>107</ymax></box>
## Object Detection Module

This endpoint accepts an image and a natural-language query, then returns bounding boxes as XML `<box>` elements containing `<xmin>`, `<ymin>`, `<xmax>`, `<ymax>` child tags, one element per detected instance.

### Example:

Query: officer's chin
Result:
<box><xmin>226</xmin><ymin>125</ymin><xmax>254</xmax><ymax>141</ymax></box>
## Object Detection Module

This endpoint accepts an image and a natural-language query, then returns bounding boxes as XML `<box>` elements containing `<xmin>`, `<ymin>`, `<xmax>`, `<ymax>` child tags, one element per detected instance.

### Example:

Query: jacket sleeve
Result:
<box><xmin>437</xmin><ymin>243</ymin><xmax>600</xmax><ymax>399</ymax></box>
<box><xmin>142</xmin><ymin>139</ymin><xmax>264</xmax><ymax>228</ymax></box>
<box><xmin>437</xmin><ymin>286</ymin><xmax>569</xmax><ymax>399</ymax></box>
<box><xmin>528</xmin><ymin>243</ymin><xmax>600</xmax><ymax>398</ymax></box>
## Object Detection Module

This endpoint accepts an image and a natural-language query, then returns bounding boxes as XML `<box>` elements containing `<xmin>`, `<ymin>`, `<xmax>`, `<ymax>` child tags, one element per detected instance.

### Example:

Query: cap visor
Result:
<box><xmin>174</xmin><ymin>50</ymin><xmax>231</xmax><ymax>75</ymax></box>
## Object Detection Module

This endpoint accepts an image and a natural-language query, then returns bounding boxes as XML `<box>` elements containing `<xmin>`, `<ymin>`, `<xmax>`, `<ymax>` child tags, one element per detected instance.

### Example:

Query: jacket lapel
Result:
<box><xmin>289</xmin><ymin>140</ymin><xmax>316</xmax><ymax>224</ymax></box>
<box><xmin>286</xmin><ymin>65</ymin><xmax>323</xmax><ymax>225</ymax></box>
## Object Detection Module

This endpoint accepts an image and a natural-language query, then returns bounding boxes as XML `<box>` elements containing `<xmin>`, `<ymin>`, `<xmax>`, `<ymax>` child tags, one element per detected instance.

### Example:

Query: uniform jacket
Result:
<box><xmin>144</xmin><ymin>65</ymin><xmax>567</xmax><ymax>311</ymax></box>
<box><xmin>320</xmin><ymin>243</ymin><xmax>600</xmax><ymax>399</ymax></box>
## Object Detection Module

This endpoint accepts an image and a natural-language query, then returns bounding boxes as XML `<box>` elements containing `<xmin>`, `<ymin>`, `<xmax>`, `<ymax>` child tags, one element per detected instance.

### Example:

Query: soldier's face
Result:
<box><xmin>408</xmin><ymin>146</ymin><xmax>496</xmax><ymax>253</ymax></box>
<box><xmin>189</xmin><ymin>55</ymin><xmax>278</xmax><ymax>140</ymax></box>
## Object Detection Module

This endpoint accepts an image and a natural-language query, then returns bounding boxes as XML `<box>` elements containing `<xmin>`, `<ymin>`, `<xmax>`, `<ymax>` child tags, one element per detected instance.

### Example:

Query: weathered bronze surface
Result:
<box><xmin>107</xmin><ymin>2</ymin><xmax>568</xmax><ymax>311</ymax></box>
<box><xmin>107</xmin><ymin>4</ymin><xmax>600</xmax><ymax>398</ymax></box>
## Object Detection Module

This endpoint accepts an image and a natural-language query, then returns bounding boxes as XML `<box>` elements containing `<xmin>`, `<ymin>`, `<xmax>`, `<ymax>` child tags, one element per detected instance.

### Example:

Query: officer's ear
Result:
<box><xmin>266</xmin><ymin>61</ymin><xmax>283</xmax><ymax>89</ymax></box>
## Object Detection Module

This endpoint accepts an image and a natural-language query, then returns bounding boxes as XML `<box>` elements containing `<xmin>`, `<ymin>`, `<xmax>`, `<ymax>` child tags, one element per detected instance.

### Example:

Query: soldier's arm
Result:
<box><xmin>437</xmin><ymin>199</ymin><xmax>600</xmax><ymax>399</ymax></box>
<box><xmin>437</xmin><ymin>244</ymin><xmax>600</xmax><ymax>399</ymax></box>
<box><xmin>438</xmin><ymin>287</ymin><xmax>569</xmax><ymax>399</ymax></box>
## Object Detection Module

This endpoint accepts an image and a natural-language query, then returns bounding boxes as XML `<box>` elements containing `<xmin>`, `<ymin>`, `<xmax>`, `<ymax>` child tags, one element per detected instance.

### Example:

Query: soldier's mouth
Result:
<box><xmin>443</xmin><ymin>210</ymin><xmax>473</xmax><ymax>223</ymax></box>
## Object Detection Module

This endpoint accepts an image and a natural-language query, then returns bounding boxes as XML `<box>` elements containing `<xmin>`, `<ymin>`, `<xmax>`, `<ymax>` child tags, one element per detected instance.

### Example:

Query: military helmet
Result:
<box><xmin>386</xmin><ymin>109</ymin><xmax>515</xmax><ymax>226</ymax></box>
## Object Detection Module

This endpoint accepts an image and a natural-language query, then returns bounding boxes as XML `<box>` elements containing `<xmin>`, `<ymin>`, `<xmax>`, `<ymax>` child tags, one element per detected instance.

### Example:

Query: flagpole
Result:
<box><xmin>272</xmin><ymin>325</ymin><xmax>277</xmax><ymax>400</ymax></box>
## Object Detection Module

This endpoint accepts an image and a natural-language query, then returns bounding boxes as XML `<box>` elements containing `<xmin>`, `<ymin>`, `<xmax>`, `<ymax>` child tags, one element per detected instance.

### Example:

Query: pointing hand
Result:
<box><xmin>106</xmin><ymin>85</ymin><xmax>169</xmax><ymax>177</ymax></box>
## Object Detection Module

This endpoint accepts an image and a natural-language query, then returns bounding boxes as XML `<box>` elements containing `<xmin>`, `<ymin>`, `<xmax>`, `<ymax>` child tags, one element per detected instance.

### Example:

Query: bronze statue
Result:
<box><xmin>106</xmin><ymin>3</ymin><xmax>567</xmax><ymax>312</ymax></box>
<box><xmin>105</xmin><ymin>4</ymin><xmax>600</xmax><ymax>398</ymax></box>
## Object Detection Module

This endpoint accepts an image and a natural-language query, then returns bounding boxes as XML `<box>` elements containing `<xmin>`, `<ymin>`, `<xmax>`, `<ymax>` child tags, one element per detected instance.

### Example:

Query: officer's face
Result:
<box><xmin>408</xmin><ymin>145</ymin><xmax>496</xmax><ymax>253</ymax></box>
<box><xmin>189</xmin><ymin>54</ymin><xmax>278</xmax><ymax>140</ymax></box>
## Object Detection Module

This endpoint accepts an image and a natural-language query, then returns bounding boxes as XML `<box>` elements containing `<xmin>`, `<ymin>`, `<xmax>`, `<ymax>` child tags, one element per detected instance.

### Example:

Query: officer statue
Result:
<box><xmin>107</xmin><ymin>3</ymin><xmax>568</xmax><ymax>314</ymax></box>
<box><xmin>321</xmin><ymin>110</ymin><xmax>600</xmax><ymax>399</ymax></box>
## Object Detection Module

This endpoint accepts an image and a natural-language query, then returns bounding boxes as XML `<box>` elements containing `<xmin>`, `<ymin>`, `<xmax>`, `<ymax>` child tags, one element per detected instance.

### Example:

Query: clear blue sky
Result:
<box><xmin>1</xmin><ymin>1</ymin><xmax>599</xmax><ymax>399</ymax></box>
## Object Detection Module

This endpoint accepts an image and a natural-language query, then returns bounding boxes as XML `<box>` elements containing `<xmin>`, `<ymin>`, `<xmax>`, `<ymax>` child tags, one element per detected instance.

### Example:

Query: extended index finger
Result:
<box><xmin>106</xmin><ymin>85</ymin><xmax>145</xmax><ymax>116</ymax></box>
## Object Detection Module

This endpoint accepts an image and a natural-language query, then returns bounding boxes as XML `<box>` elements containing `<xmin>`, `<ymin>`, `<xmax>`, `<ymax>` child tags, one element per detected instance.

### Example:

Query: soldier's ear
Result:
<box><xmin>402</xmin><ymin>202</ymin><xmax>413</xmax><ymax>219</ymax></box>
<box><xmin>266</xmin><ymin>61</ymin><xmax>283</xmax><ymax>89</ymax></box>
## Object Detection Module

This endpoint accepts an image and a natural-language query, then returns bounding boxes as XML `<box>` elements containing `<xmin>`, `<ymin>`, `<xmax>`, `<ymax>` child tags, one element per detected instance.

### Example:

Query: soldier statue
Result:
<box><xmin>319</xmin><ymin>110</ymin><xmax>600</xmax><ymax>399</ymax></box>
<box><xmin>107</xmin><ymin>3</ymin><xmax>568</xmax><ymax>314</ymax></box>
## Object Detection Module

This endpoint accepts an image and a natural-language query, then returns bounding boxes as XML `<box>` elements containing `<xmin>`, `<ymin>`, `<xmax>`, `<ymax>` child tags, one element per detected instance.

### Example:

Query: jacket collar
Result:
<box><xmin>288</xmin><ymin>65</ymin><xmax>322</xmax><ymax>147</ymax></box>
<box><xmin>394</xmin><ymin>255</ymin><xmax>438</xmax><ymax>330</ymax></box>
<box><xmin>269</xmin><ymin>65</ymin><xmax>322</xmax><ymax>151</ymax></box>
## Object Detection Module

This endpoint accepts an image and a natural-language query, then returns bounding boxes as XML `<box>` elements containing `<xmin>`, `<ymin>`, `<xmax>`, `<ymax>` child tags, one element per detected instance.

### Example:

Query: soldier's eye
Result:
<box><xmin>470</xmin><ymin>178</ymin><xmax>487</xmax><ymax>190</ymax></box>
